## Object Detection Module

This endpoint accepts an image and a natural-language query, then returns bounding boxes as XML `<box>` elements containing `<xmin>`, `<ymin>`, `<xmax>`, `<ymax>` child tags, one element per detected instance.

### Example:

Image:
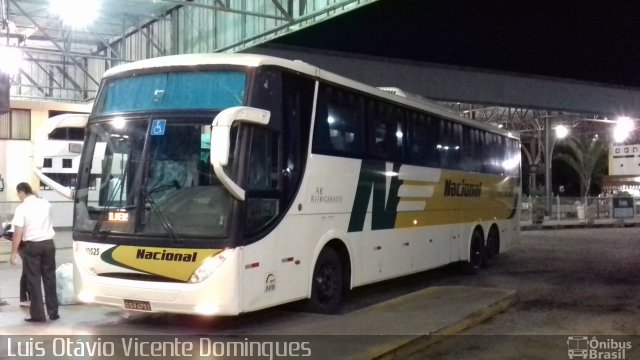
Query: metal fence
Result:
<box><xmin>521</xmin><ymin>196</ymin><xmax>640</xmax><ymax>224</ymax></box>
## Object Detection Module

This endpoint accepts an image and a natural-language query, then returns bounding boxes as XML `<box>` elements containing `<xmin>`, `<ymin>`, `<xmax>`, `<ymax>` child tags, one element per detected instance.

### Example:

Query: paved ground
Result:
<box><xmin>406</xmin><ymin>227</ymin><xmax>640</xmax><ymax>359</ymax></box>
<box><xmin>2</xmin><ymin>227</ymin><xmax>639</xmax><ymax>359</ymax></box>
<box><xmin>0</xmin><ymin>232</ymin><xmax>516</xmax><ymax>360</ymax></box>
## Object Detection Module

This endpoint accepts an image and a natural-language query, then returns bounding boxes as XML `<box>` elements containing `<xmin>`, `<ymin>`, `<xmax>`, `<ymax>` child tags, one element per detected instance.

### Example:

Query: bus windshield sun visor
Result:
<box><xmin>210</xmin><ymin>106</ymin><xmax>270</xmax><ymax>201</ymax></box>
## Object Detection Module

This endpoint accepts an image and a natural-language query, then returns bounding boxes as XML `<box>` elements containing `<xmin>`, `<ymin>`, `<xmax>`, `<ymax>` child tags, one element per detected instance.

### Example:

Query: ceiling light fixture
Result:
<box><xmin>49</xmin><ymin>0</ymin><xmax>100</xmax><ymax>28</ymax></box>
<box><xmin>0</xmin><ymin>46</ymin><xmax>23</xmax><ymax>76</ymax></box>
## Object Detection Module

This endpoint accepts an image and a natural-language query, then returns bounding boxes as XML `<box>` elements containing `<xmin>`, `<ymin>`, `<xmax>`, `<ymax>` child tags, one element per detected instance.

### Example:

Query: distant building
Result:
<box><xmin>602</xmin><ymin>144</ymin><xmax>640</xmax><ymax>195</ymax></box>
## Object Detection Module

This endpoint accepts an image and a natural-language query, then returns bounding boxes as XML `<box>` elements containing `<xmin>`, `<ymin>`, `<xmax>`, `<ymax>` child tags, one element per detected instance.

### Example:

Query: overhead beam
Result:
<box><xmin>22</xmin><ymin>46</ymin><xmax>130</xmax><ymax>61</ymax></box>
<box><xmin>217</xmin><ymin>0</ymin><xmax>379</xmax><ymax>53</ymax></box>
<box><xmin>22</xmin><ymin>51</ymin><xmax>64</xmax><ymax>90</ymax></box>
<box><xmin>160</xmin><ymin>0</ymin><xmax>290</xmax><ymax>21</ymax></box>
<box><xmin>92</xmin><ymin>8</ymin><xmax>176</xmax><ymax>58</ymax></box>
<box><xmin>54</xmin><ymin>65</ymin><xmax>83</xmax><ymax>91</ymax></box>
<box><xmin>250</xmin><ymin>45</ymin><xmax>640</xmax><ymax>117</ymax></box>
<box><xmin>10</xmin><ymin>0</ymin><xmax>100</xmax><ymax>85</ymax></box>
<box><xmin>18</xmin><ymin>69</ymin><xmax>47</xmax><ymax>96</ymax></box>
<box><xmin>271</xmin><ymin>0</ymin><xmax>293</xmax><ymax>21</ymax></box>
<box><xmin>126</xmin><ymin>15</ymin><xmax>166</xmax><ymax>56</ymax></box>
<box><xmin>85</xmin><ymin>24</ymin><xmax>123</xmax><ymax>60</ymax></box>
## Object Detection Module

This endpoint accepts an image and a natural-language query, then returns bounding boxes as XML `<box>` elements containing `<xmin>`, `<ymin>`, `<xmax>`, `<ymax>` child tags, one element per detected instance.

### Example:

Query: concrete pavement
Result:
<box><xmin>0</xmin><ymin>232</ymin><xmax>516</xmax><ymax>359</ymax></box>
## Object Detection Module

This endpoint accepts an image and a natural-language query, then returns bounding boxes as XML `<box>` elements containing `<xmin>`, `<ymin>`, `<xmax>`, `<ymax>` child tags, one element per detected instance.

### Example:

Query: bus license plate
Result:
<box><xmin>124</xmin><ymin>299</ymin><xmax>151</xmax><ymax>311</ymax></box>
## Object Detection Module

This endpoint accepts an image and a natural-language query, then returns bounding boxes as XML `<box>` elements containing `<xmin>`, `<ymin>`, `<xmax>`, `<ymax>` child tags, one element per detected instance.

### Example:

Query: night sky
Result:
<box><xmin>272</xmin><ymin>0</ymin><xmax>640</xmax><ymax>88</ymax></box>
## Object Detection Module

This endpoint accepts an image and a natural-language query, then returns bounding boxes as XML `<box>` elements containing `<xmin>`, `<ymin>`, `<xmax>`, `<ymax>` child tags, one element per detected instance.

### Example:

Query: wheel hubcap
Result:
<box><xmin>472</xmin><ymin>238</ymin><xmax>482</xmax><ymax>266</ymax></box>
<box><xmin>316</xmin><ymin>263</ymin><xmax>336</xmax><ymax>302</ymax></box>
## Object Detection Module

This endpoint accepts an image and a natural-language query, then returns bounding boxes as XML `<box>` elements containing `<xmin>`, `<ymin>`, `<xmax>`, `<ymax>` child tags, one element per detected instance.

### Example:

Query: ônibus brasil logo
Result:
<box><xmin>567</xmin><ymin>336</ymin><xmax>631</xmax><ymax>359</ymax></box>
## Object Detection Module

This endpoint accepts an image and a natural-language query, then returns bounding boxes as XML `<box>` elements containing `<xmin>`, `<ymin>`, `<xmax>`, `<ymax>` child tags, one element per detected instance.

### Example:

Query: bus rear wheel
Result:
<box><xmin>307</xmin><ymin>247</ymin><xmax>344</xmax><ymax>314</ymax></box>
<box><xmin>483</xmin><ymin>226</ymin><xmax>500</xmax><ymax>267</ymax></box>
<box><xmin>464</xmin><ymin>229</ymin><xmax>485</xmax><ymax>275</ymax></box>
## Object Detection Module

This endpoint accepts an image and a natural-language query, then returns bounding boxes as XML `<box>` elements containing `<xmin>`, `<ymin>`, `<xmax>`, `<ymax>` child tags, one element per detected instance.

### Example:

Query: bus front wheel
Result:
<box><xmin>307</xmin><ymin>247</ymin><xmax>344</xmax><ymax>314</ymax></box>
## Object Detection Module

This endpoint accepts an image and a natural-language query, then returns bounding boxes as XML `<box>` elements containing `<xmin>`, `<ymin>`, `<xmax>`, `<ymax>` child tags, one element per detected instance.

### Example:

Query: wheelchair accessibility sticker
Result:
<box><xmin>150</xmin><ymin>119</ymin><xmax>166</xmax><ymax>136</ymax></box>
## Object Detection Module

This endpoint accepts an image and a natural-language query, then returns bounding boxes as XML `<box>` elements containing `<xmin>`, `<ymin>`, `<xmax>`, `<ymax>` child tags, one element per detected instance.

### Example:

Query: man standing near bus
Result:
<box><xmin>9</xmin><ymin>182</ymin><xmax>59</xmax><ymax>323</ymax></box>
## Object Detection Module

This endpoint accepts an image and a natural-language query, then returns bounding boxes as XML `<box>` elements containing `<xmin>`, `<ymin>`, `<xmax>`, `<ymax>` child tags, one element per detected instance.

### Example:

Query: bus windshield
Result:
<box><xmin>74</xmin><ymin>116</ymin><xmax>233</xmax><ymax>240</ymax></box>
<box><xmin>95</xmin><ymin>71</ymin><xmax>246</xmax><ymax>115</ymax></box>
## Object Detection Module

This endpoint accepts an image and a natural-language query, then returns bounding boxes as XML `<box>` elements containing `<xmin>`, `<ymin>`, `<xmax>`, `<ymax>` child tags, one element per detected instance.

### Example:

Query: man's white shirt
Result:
<box><xmin>12</xmin><ymin>195</ymin><xmax>55</xmax><ymax>241</ymax></box>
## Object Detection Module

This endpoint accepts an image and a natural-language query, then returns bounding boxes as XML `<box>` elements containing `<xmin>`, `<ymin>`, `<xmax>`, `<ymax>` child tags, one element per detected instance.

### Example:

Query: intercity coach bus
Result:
<box><xmin>72</xmin><ymin>54</ymin><xmax>520</xmax><ymax>315</ymax></box>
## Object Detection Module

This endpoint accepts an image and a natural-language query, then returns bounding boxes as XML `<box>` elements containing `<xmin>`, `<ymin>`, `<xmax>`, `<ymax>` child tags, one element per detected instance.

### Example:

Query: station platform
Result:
<box><xmin>0</xmin><ymin>232</ymin><xmax>516</xmax><ymax>359</ymax></box>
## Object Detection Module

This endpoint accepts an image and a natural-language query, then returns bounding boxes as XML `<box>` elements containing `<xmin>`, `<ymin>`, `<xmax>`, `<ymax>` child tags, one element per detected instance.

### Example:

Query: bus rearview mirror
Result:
<box><xmin>210</xmin><ymin>106</ymin><xmax>270</xmax><ymax>201</ymax></box>
<box><xmin>210</xmin><ymin>106</ymin><xmax>270</xmax><ymax>166</ymax></box>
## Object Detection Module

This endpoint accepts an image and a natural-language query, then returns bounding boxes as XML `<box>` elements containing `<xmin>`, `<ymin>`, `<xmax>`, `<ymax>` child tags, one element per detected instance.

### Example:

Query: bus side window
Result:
<box><xmin>366</xmin><ymin>101</ymin><xmax>405</xmax><ymax>162</ymax></box>
<box><xmin>483</xmin><ymin>133</ymin><xmax>501</xmax><ymax>174</ymax></box>
<box><xmin>506</xmin><ymin>138</ymin><xmax>521</xmax><ymax>177</ymax></box>
<box><xmin>394</xmin><ymin>107</ymin><xmax>406</xmax><ymax>162</ymax></box>
<box><xmin>311</xmin><ymin>90</ymin><xmax>331</xmax><ymax>154</ymax></box>
<box><xmin>312</xmin><ymin>84</ymin><xmax>363</xmax><ymax>157</ymax></box>
<box><xmin>247</xmin><ymin>127</ymin><xmax>279</xmax><ymax>191</ymax></box>
<box><xmin>281</xmin><ymin>72</ymin><xmax>314</xmax><ymax>202</ymax></box>
<box><xmin>466</xmin><ymin>127</ymin><xmax>483</xmax><ymax>173</ymax></box>
<box><xmin>367</xmin><ymin>101</ymin><xmax>392</xmax><ymax>159</ymax></box>
<box><xmin>439</xmin><ymin>120</ymin><xmax>462</xmax><ymax>169</ymax></box>
<box><xmin>408</xmin><ymin>113</ymin><xmax>439</xmax><ymax>167</ymax></box>
<box><xmin>245</xmin><ymin>126</ymin><xmax>281</xmax><ymax>235</ymax></box>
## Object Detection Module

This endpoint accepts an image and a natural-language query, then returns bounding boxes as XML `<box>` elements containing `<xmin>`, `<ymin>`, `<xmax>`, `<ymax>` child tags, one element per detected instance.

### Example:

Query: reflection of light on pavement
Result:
<box><xmin>0</xmin><ymin>302</ymin><xmax>136</xmax><ymax>335</ymax></box>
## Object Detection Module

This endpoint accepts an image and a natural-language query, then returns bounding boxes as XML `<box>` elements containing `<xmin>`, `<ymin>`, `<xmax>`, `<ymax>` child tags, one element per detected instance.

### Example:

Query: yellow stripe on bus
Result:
<box><xmin>109</xmin><ymin>246</ymin><xmax>223</xmax><ymax>282</ymax></box>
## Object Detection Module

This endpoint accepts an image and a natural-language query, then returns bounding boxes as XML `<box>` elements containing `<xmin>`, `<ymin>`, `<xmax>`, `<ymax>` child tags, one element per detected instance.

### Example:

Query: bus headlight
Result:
<box><xmin>189</xmin><ymin>255</ymin><xmax>225</xmax><ymax>283</ymax></box>
<box><xmin>78</xmin><ymin>290</ymin><xmax>95</xmax><ymax>303</ymax></box>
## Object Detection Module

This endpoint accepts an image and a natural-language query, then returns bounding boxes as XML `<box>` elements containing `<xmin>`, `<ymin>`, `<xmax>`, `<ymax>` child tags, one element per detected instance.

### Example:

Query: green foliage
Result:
<box><xmin>531</xmin><ymin>184</ymin><xmax>546</xmax><ymax>198</ymax></box>
<box><xmin>616</xmin><ymin>191</ymin><xmax>632</xmax><ymax>198</ymax></box>
<box><xmin>530</xmin><ymin>185</ymin><xmax>546</xmax><ymax>223</ymax></box>
<box><xmin>555</xmin><ymin>135</ymin><xmax>607</xmax><ymax>197</ymax></box>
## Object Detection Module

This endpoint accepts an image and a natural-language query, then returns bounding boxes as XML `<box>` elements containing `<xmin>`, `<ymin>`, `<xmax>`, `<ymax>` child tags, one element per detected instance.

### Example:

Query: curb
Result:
<box><xmin>522</xmin><ymin>222</ymin><xmax>637</xmax><ymax>230</ymax></box>
<box><xmin>371</xmin><ymin>290</ymin><xmax>518</xmax><ymax>359</ymax></box>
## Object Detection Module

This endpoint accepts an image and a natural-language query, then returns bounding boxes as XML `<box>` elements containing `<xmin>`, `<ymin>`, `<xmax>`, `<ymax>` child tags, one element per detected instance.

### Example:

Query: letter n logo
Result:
<box><xmin>348</xmin><ymin>160</ymin><xmax>401</xmax><ymax>232</ymax></box>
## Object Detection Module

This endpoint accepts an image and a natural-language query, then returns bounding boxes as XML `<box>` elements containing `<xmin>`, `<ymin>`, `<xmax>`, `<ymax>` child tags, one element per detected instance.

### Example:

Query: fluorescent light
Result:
<box><xmin>0</xmin><ymin>46</ymin><xmax>23</xmax><ymax>76</ymax></box>
<box><xmin>111</xmin><ymin>117</ymin><xmax>125</xmax><ymax>129</ymax></box>
<box><xmin>50</xmin><ymin>0</ymin><xmax>100</xmax><ymax>28</ymax></box>
<box><xmin>613</xmin><ymin>116</ymin><xmax>634</xmax><ymax>143</ymax></box>
<box><xmin>554</xmin><ymin>125</ymin><xmax>569</xmax><ymax>139</ymax></box>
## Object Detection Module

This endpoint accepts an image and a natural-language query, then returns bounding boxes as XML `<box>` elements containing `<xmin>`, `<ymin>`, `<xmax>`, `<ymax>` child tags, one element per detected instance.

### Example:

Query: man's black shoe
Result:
<box><xmin>49</xmin><ymin>314</ymin><xmax>60</xmax><ymax>321</ymax></box>
<box><xmin>24</xmin><ymin>318</ymin><xmax>46</xmax><ymax>323</ymax></box>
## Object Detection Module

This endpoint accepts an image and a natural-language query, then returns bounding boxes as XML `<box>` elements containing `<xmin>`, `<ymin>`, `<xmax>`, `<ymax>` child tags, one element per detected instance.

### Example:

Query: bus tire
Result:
<box><xmin>483</xmin><ymin>226</ymin><xmax>500</xmax><ymax>267</ymax></box>
<box><xmin>464</xmin><ymin>229</ymin><xmax>484</xmax><ymax>275</ymax></box>
<box><xmin>307</xmin><ymin>247</ymin><xmax>344</xmax><ymax>314</ymax></box>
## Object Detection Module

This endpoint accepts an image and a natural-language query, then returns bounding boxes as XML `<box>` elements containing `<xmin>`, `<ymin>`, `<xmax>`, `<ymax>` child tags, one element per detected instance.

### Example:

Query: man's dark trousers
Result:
<box><xmin>22</xmin><ymin>240</ymin><xmax>58</xmax><ymax>321</ymax></box>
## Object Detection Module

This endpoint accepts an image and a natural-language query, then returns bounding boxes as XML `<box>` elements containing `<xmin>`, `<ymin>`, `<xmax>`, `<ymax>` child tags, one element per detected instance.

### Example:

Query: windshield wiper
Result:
<box><xmin>143</xmin><ymin>184</ymin><xmax>181</xmax><ymax>243</ymax></box>
<box><xmin>144</xmin><ymin>199</ymin><xmax>180</xmax><ymax>243</ymax></box>
<box><xmin>147</xmin><ymin>180</ymin><xmax>181</xmax><ymax>194</ymax></box>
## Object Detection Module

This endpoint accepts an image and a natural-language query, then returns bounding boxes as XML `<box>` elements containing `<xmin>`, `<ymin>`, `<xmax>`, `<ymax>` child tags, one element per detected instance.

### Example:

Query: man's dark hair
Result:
<box><xmin>16</xmin><ymin>182</ymin><xmax>33</xmax><ymax>195</ymax></box>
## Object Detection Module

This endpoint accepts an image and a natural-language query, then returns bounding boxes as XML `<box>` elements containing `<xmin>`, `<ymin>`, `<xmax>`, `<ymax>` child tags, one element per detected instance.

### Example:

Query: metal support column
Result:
<box><xmin>545</xmin><ymin>117</ymin><xmax>552</xmax><ymax>216</ymax></box>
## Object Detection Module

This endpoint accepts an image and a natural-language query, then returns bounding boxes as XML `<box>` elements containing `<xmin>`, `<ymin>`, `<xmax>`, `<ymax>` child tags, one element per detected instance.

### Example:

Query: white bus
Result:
<box><xmin>72</xmin><ymin>54</ymin><xmax>520</xmax><ymax>315</ymax></box>
<box><xmin>33</xmin><ymin>113</ymin><xmax>90</xmax><ymax>199</ymax></box>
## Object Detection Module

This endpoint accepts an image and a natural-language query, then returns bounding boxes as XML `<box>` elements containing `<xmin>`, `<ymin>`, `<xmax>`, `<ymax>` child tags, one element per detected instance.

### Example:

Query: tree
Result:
<box><xmin>555</xmin><ymin>135</ymin><xmax>607</xmax><ymax>197</ymax></box>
